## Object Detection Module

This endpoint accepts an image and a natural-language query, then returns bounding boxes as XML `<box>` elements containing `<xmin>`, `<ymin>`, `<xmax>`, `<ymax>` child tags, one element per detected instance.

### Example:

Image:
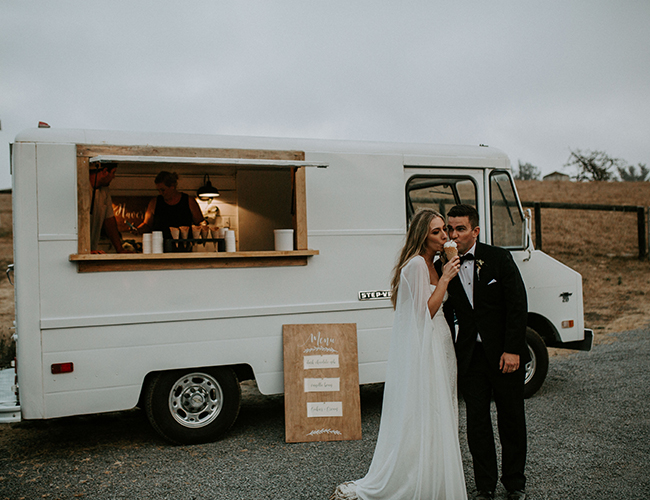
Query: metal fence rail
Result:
<box><xmin>521</xmin><ymin>201</ymin><xmax>648</xmax><ymax>259</ymax></box>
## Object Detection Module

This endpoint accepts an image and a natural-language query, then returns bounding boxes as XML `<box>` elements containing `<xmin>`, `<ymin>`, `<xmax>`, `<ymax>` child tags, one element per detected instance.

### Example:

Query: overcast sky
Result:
<box><xmin>1</xmin><ymin>1</ymin><xmax>649</xmax><ymax>190</ymax></box>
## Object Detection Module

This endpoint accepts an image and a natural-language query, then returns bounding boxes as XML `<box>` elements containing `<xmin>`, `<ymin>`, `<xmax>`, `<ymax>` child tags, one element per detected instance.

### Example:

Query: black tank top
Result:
<box><xmin>152</xmin><ymin>192</ymin><xmax>194</xmax><ymax>240</ymax></box>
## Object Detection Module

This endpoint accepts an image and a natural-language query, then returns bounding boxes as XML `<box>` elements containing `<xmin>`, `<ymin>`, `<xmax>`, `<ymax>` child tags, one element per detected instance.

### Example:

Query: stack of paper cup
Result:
<box><xmin>142</xmin><ymin>233</ymin><xmax>152</xmax><ymax>254</ymax></box>
<box><xmin>225</xmin><ymin>229</ymin><xmax>236</xmax><ymax>252</ymax></box>
<box><xmin>152</xmin><ymin>231</ymin><xmax>164</xmax><ymax>254</ymax></box>
<box><xmin>215</xmin><ymin>227</ymin><xmax>227</xmax><ymax>252</ymax></box>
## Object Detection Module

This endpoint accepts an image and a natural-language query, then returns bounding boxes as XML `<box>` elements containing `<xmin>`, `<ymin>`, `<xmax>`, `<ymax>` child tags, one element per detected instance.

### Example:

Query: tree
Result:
<box><xmin>564</xmin><ymin>149</ymin><xmax>621</xmax><ymax>181</ymax></box>
<box><xmin>617</xmin><ymin>163</ymin><xmax>649</xmax><ymax>181</ymax></box>
<box><xmin>514</xmin><ymin>161</ymin><xmax>541</xmax><ymax>180</ymax></box>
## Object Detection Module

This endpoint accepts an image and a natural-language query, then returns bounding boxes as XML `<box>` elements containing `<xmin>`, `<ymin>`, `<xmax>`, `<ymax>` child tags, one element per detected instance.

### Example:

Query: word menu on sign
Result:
<box><xmin>283</xmin><ymin>324</ymin><xmax>361</xmax><ymax>443</ymax></box>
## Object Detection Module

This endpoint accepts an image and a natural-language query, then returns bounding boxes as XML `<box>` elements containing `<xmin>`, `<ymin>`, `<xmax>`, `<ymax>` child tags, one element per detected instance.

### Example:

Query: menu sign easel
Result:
<box><xmin>283</xmin><ymin>323</ymin><xmax>362</xmax><ymax>443</ymax></box>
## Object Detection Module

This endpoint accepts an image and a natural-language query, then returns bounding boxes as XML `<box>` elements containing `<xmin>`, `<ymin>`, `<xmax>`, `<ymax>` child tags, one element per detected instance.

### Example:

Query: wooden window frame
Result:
<box><xmin>70</xmin><ymin>144</ymin><xmax>319</xmax><ymax>272</ymax></box>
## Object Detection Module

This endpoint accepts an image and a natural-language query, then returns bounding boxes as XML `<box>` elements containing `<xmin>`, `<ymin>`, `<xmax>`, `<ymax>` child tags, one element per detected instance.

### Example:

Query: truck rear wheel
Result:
<box><xmin>524</xmin><ymin>327</ymin><xmax>549</xmax><ymax>399</ymax></box>
<box><xmin>145</xmin><ymin>367</ymin><xmax>241</xmax><ymax>444</ymax></box>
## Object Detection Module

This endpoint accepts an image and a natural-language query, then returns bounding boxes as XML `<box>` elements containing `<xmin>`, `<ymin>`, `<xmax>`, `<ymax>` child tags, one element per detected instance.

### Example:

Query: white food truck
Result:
<box><xmin>4</xmin><ymin>128</ymin><xmax>592</xmax><ymax>443</ymax></box>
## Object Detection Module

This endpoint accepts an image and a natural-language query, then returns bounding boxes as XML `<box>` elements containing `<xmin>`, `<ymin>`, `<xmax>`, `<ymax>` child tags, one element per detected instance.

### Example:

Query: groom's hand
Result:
<box><xmin>499</xmin><ymin>352</ymin><xmax>520</xmax><ymax>374</ymax></box>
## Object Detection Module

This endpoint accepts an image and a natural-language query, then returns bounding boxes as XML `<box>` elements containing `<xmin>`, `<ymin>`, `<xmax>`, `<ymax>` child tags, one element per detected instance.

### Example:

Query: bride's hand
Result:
<box><xmin>441</xmin><ymin>256</ymin><xmax>460</xmax><ymax>282</ymax></box>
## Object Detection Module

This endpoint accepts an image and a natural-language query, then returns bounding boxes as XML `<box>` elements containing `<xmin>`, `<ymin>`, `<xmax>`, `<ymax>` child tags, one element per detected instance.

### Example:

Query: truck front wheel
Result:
<box><xmin>523</xmin><ymin>327</ymin><xmax>549</xmax><ymax>399</ymax></box>
<box><xmin>145</xmin><ymin>367</ymin><xmax>241</xmax><ymax>445</ymax></box>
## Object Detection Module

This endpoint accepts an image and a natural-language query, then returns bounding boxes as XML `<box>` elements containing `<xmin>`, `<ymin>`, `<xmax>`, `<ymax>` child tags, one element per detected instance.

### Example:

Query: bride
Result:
<box><xmin>331</xmin><ymin>209</ymin><xmax>467</xmax><ymax>500</ymax></box>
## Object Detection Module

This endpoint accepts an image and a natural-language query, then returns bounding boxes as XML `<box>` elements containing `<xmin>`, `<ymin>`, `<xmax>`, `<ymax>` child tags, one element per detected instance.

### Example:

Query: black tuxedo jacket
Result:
<box><xmin>439</xmin><ymin>242</ymin><xmax>529</xmax><ymax>375</ymax></box>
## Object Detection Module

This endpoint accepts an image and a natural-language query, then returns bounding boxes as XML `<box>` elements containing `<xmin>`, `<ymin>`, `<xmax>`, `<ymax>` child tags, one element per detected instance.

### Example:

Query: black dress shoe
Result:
<box><xmin>475</xmin><ymin>491</ymin><xmax>494</xmax><ymax>500</ymax></box>
<box><xmin>506</xmin><ymin>490</ymin><xmax>526</xmax><ymax>500</ymax></box>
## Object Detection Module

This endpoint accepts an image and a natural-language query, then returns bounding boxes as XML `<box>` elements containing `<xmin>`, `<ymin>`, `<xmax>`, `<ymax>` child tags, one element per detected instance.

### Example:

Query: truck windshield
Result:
<box><xmin>490</xmin><ymin>171</ymin><xmax>526</xmax><ymax>249</ymax></box>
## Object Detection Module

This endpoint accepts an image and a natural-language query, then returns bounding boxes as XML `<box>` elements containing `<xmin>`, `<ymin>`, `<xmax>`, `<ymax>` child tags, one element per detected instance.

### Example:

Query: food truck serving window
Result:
<box><xmin>70</xmin><ymin>145</ymin><xmax>324</xmax><ymax>273</ymax></box>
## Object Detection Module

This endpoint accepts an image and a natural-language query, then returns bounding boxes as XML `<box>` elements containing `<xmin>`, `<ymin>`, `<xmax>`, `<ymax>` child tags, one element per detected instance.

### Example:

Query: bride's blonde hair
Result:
<box><xmin>390</xmin><ymin>208</ymin><xmax>443</xmax><ymax>309</ymax></box>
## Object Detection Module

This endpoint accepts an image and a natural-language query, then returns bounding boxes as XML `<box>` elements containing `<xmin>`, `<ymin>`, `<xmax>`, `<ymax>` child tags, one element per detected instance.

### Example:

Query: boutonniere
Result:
<box><xmin>476</xmin><ymin>259</ymin><xmax>485</xmax><ymax>280</ymax></box>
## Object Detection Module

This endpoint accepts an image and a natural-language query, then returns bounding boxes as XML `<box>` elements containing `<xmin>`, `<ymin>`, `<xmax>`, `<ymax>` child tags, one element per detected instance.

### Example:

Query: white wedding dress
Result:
<box><xmin>333</xmin><ymin>256</ymin><xmax>467</xmax><ymax>500</ymax></box>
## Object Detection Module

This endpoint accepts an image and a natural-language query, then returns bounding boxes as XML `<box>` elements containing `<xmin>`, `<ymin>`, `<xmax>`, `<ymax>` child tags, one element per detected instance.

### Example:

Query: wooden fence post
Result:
<box><xmin>637</xmin><ymin>207</ymin><xmax>646</xmax><ymax>260</ymax></box>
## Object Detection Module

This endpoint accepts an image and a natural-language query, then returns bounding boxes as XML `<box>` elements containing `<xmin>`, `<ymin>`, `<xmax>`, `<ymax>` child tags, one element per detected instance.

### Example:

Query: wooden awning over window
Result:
<box><xmin>89</xmin><ymin>155</ymin><xmax>328</xmax><ymax>169</ymax></box>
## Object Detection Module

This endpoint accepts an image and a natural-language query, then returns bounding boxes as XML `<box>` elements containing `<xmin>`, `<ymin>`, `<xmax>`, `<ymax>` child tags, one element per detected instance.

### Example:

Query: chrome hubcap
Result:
<box><xmin>524</xmin><ymin>345</ymin><xmax>536</xmax><ymax>385</ymax></box>
<box><xmin>169</xmin><ymin>372</ymin><xmax>223</xmax><ymax>428</ymax></box>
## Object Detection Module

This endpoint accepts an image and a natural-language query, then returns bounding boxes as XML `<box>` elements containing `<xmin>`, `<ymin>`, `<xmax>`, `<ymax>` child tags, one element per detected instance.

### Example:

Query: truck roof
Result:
<box><xmin>14</xmin><ymin>127</ymin><xmax>510</xmax><ymax>163</ymax></box>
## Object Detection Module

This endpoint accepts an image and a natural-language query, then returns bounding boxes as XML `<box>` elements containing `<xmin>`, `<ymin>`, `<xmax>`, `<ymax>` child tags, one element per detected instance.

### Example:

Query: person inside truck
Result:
<box><xmin>133</xmin><ymin>171</ymin><xmax>205</xmax><ymax>241</ymax></box>
<box><xmin>89</xmin><ymin>162</ymin><xmax>128</xmax><ymax>254</ymax></box>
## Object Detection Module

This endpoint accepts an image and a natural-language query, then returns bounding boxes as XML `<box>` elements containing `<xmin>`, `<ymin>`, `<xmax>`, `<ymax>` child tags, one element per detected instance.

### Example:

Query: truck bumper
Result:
<box><xmin>547</xmin><ymin>329</ymin><xmax>593</xmax><ymax>352</ymax></box>
<box><xmin>0</xmin><ymin>368</ymin><xmax>21</xmax><ymax>423</ymax></box>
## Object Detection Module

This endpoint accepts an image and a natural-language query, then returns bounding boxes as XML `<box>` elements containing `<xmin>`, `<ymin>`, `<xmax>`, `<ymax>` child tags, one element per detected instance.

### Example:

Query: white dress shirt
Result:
<box><xmin>458</xmin><ymin>242</ymin><xmax>482</xmax><ymax>342</ymax></box>
<box><xmin>458</xmin><ymin>242</ymin><xmax>477</xmax><ymax>308</ymax></box>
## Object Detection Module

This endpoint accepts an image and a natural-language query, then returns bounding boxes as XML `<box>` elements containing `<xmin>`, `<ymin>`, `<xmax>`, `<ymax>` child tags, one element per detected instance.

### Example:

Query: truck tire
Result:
<box><xmin>524</xmin><ymin>327</ymin><xmax>549</xmax><ymax>399</ymax></box>
<box><xmin>145</xmin><ymin>367</ymin><xmax>241</xmax><ymax>445</ymax></box>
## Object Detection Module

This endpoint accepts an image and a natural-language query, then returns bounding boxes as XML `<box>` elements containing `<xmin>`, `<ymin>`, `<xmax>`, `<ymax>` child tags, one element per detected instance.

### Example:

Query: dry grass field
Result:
<box><xmin>516</xmin><ymin>180</ymin><xmax>650</xmax><ymax>342</ymax></box>
<box><xmin>0</xmin><ymin>192</ymin><xmax>14</xmax><ymax>366</ymax></box>
<box><xmin>0</xmin><ymin>182</ymin><xmax>649</xmax><ymax>365</ymax></box>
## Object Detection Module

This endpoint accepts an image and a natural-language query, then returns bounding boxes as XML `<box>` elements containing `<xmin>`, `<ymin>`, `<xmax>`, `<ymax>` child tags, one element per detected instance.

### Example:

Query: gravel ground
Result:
<box><xmin>0</xmin><ymin>328</ymin><xmax>648</xmax><ymax>500</ymax></box>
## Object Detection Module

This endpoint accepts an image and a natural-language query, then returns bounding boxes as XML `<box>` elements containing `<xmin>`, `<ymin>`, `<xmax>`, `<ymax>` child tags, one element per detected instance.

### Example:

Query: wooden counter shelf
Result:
<box><xmin>69</xmin><ymin>250</ymin><xmax>320</xmax><ymax>273</ymax></box>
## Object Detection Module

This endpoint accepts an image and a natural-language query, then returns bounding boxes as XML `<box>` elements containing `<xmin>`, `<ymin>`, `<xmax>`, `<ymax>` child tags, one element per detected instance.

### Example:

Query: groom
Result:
<box><xmin>442</xmin><ymin>204</ymin><xmax>529</xmax><ymax>500</ymax></box>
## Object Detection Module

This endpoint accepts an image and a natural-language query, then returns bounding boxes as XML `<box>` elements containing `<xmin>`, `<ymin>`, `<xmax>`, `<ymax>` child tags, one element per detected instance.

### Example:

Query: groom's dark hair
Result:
<box><xmin>447</xmin><ymin>204</ymin><xmax>479</xmax><ymax>229</ymax></box>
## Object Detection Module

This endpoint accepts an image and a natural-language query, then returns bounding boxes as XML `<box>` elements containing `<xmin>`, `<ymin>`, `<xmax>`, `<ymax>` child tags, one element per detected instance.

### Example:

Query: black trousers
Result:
<box><xmin>458</xmin><ymin>343</ymin><xmax>527</xmax><ymax>492</ymax></box>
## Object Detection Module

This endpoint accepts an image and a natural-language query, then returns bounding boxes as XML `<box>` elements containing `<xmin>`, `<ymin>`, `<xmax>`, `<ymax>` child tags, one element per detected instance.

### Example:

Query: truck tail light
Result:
<box><xmin>561</xmin><ymin>320</ymin><xmax>574</xmax><ymax>329</ymax></box>
<box><xmin>51</xmin><ymin>362</ymin><xmax>74</xmax><ymax>374</ymax></box>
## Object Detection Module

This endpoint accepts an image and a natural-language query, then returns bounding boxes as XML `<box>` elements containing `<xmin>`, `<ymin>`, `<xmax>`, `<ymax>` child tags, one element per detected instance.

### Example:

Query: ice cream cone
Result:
<box><xmin>443</xmin><ymin>241</ymin><xmax>458</xmax><ymax>262</ymax></box>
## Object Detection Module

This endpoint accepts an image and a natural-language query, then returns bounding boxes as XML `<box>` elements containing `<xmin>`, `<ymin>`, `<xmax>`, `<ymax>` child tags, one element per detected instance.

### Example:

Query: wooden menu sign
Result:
<box><xmin>283</xmin><ymin>323</ymin><xmax>362</xmax><ymax>443</ymax></box>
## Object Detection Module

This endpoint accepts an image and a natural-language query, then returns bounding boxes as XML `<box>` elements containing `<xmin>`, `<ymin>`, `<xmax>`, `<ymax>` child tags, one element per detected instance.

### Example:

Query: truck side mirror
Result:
<box><xmin>523</xmin><ymin>209</ymin><xmax>534</xmax><ymax>261</ymax></box>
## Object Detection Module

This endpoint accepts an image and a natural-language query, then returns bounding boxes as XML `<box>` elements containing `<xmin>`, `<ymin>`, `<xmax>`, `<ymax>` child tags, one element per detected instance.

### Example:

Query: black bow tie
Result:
<box><xmin>460</xmin><ymin>253</ymin><xmax>475</xmax><ymax>263</ymax></box>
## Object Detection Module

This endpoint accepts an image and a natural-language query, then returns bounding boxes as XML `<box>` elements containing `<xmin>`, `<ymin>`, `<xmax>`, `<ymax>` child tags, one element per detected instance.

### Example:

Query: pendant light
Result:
<box><xmin>196</xmin><ymin>174</ymin><xmax>220</xmax><ymax>200</ymax></box>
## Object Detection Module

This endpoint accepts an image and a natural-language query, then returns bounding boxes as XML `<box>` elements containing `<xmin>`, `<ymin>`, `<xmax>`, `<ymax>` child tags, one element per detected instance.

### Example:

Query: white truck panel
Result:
<box><xmin>13</xmin><ymin>143</ymin><xmax>45</xmax><ymax>418</ymax></box>
<box><xmin>515</xmin><ymin>250</ymin><xmax>585</xmax><ymax>342</ymax></box>
<box><xmin>36</xmin><ymin>144</ymin><xmax>78</xmax><ymax>238</ymax></box>
<box><xmin>306</xmin><ymin>152</ymin><xmax>407</xmax><ymax>233</ymax></box>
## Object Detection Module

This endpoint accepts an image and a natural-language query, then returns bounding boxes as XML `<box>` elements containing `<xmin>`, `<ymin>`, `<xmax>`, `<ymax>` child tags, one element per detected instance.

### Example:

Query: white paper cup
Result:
<box><xmin>225</xmin><ymin>229</ymin><xmax>236</xmax><ymax>252</ymax></box>
<box><xmin>142</xmin><ymin>233</ymin><xmax>152</xmax><ymax>254</ymax></box>
<box><xmin>274</xmin><ymin>229</ymin><xmax>294</xmax><ymax>251</ymax></box>
<box><xmin>150</xmin><ymin>232</ymin><xmax>163</xmax><ymax>253</ymax></box>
